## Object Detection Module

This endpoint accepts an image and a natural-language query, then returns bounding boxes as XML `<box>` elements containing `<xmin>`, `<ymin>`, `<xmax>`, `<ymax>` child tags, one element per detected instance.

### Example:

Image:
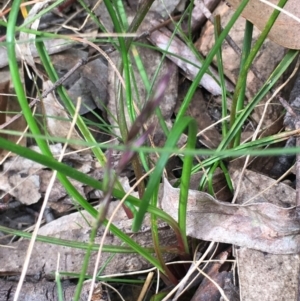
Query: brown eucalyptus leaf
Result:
<box><xmin>161</xmin><ymin>177</ymin><xmax>300</xmax><ymax>254</ymax></box>
<box><xmin>227</xmin><ymin>0</ymin><xmax>300</xmax><ymax>49</ymax></box>
<box><xmin>231</xmin><ymin>168</ymin><xmax>295</xmax><ymax>207</ymax></box>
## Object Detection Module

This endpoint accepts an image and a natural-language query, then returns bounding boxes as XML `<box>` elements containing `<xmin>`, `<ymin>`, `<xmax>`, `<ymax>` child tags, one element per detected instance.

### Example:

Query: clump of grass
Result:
<box><xmin>1</xmin><ymin>0</ymin><xmax>299</xmax><ymax>299</ymax></box>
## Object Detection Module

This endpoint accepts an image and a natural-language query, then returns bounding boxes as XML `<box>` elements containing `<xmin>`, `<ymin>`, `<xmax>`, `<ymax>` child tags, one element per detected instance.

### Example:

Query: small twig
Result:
<box><xmin>41</xmin><ymin>58</ymin><xmax>87</xmax><ymax>98</ymax></box>
<box><xmin>135</xmin><ymin>15</ymin><xmax>183</xmax><ymax>40</ymax></box>
<box><xmin>279</xmin><ymin>97</ymin><xmax>298</xmax><ymax>119</ymax></box>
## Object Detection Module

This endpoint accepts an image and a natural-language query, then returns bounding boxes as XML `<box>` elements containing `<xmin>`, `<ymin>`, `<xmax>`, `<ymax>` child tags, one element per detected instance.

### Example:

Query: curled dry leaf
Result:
<box><xmin>227</xmin><ymin>0</ymin><xmax>300</xmax><ymax>49</ymax></box>
<box><xmin>161</xmin><ymin>177</ymin><xmax>300</xmax><ymax>254</ymax></box>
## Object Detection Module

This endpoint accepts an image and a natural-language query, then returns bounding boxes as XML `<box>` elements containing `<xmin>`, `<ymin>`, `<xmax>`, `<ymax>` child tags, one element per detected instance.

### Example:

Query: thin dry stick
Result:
<box><xmin>58</xmin><ymin>0</ymin><xmax>103</xmax><ymax>32</ymax></box>
<box><xmin>100</xmin><ymin>282</ymin><xmax>126</xmax><ymax>301</ymax></box>
<box><xmin>137</xmin><ymin>271</ymin><xmax>155</xmax><ymax>301</ymax></box>
<box><xmin>194</xmin><ymin>266</ymin><xmax>230</xmax><ymax>301</ymax></box>
<box><xmin>13</xmin><ymin>98</ymin><xmax>82</xmax><ymax>301</ymax></box>
<box><xmin>41</xmin><ymin>58</ymin><xmax>87</xmax><ymax>98</ymax></box>
<box><xmin>173</xmin><ymin>241</ymin><xmax>222</xmax><ymax>300</ymax></box>
<box><xmin>0</xmin><ymin>97</ymin><xmax>37</xmax><ymax>130</ymax></box>
<box><xmin>162</xmin><ymin>242</ymin><xmax>217</xmax><ymax>301</ymax></box>
<box><xmin>69</xmin><ymin>35</ymin><xmax>126</xmax><ymax>88</ymax></box>
<box><xmin>173</xmin><ymin>245</ymin><xmax>203</xmax><ymax>299</ymax></box>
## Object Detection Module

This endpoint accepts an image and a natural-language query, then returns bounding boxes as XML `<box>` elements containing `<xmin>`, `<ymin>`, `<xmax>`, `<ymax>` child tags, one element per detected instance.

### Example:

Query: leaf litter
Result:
<box><xmin>1</xmin><ymin>0</ymin><xmax>300</xmax><ymax>299</ymax></box>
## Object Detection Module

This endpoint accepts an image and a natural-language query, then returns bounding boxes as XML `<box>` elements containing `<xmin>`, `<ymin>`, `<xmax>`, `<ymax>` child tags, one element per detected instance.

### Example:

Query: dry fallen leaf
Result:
<box><xmin>231</xmin><ymin>168</ymin><xmax>295</xmax><ymax>207</ymax></box>
<box><xmin>0</xmin><ymin>178</ymin><xmax>177</xmax><ymax>277</ymax></box>
<box><xmin>161</xmin><ymin>177</ymin><xmax>300</xmax><ymax>254</ymax></box>
<box><xmin>15</xmin><ymin>1</ymin><xmax>74</xmax><ymax>71</ymax></box>
<box><xmin>50</xmin><ymin>49</ymin><xmax>108</xmax><ymax>115</ymax></box>
<box><xmin>231</xmin><ymin>168</ymin><xmax>300</xmax><ymax>301</ymax></box>
<box><xmin>227</xmin><ymin>0</ymin><xmax>300</xmax><ymax>49</ymax></box>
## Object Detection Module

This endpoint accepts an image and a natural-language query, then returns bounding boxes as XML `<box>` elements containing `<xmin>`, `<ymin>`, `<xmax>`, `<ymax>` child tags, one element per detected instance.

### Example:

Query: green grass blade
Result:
<box><xmin>178</xmin><ymin>119</ymin><xmax>197</xmax><ymax>252</ymax></box>
<box><xmin>55</xmin><ymin>271</ymin><xmax>64</xmax><ymax>301</ymax></box>
<box><xmin>194</xmin><ymin>49</ymin><xmax>298</xmax><ymax>176</ymax></box>
<box><xmin>214</xmin><ymin>15</ymin><xmax>229</xmax><ymax>138</ymax></box>
<box><xmin>175</xmin><ymin>0</ymin><xmax>250</xmax><ymax>123</ymax></box>
<box><xmin>0</xmin><ymin>225</ymin><xmax>178</xmax><ymax>254</ymax></box>
<box><xmin>0</xmin><ymin>136</ymin><xmax>184</xmax><ymax>268</ymax></box>
<box><xmin>132</xmin><ymin>117</ymin><xmax>197</xmax><ymax>235</ymax></box>
<box><xmin>233</xmin><ymin>19</ymin><xmax>253</xmax><ymax>146</ymax></box>
<box><xmin>35</xmin><ymin>40</ymin><xmax>138</xmax><ymax>213</ymax></box>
